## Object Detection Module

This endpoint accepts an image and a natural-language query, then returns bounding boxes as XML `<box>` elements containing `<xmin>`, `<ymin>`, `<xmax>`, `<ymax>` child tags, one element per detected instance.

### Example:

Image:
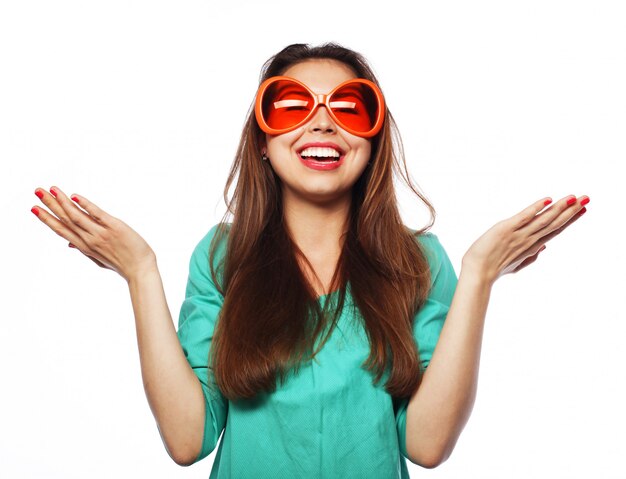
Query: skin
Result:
<box><xmin>30</xmin><ymin>59</ymin><xmax>590</xmax><ymax>467</ymax></box>
<box><xmin>405</xmin><ymin>195</ymin><xmax>589</xmax><ymax>467</ymax></box>
<box><xmin>262</xmin><ymin>59</ymin><xmax>373</xmax><ymax>294</ymax></box>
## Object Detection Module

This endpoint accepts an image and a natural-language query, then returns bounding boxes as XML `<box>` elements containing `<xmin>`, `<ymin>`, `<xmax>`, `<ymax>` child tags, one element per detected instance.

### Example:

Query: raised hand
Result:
<box><xmin>31</xmin><ymin>186</ymin><xmax>157</xmax><ymax>283</ymax></box>
<box><xmin>461</xmin><ymin>194</ymin><xmax>589</xmax><ymax>286</ymax></box>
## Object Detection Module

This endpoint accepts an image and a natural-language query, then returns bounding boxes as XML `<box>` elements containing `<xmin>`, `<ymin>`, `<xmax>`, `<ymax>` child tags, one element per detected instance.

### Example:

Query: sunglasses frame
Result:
<box><xmin>254</xmin><ymin>75</ymin><xmax>386</xmax><ymax>138</ymax></box>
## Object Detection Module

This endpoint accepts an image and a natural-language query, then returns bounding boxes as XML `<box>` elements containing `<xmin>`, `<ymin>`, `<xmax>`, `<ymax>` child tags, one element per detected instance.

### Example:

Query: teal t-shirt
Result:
<box><xmin>176</xmin><ymin>224</ymin><xmax>458</xmax><ymax>478</ymax></box>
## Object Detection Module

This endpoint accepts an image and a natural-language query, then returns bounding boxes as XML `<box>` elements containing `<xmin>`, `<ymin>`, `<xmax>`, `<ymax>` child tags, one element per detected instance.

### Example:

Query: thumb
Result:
<box><xmin>68</xmin><ymin>242</ymin><xmax>112</xmax><ymax>270</ymax></box>
<box><xmin>513</xmin><ymin>245</ymin><xmax>546</xmax><ymax>273</ymax></box>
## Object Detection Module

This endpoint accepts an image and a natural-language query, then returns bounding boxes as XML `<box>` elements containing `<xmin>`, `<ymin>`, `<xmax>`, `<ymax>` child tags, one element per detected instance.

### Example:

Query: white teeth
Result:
<box><xmin>299</xmin><ymin>147</ymin><xmax>341</xmax><ymax>158</ymax></box>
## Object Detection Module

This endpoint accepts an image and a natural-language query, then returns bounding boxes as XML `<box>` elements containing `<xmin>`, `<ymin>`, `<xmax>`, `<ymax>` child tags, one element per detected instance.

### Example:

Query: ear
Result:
<box><xmin>257</xmin><ymin>138</ymin><xmax>267</xmax><ymax>155</ymax></box>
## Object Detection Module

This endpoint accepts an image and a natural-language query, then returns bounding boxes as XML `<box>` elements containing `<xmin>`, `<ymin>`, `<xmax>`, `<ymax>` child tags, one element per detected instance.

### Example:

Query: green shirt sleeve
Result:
<box><xmin>395</xmin><ymin>232</ymin><xmax>458</xmax><ymax>464</ymax></box>
<box><xmin>176</xmin><ymin>224</ymin><xmax>229</xmax><ymax>463</ymax></box>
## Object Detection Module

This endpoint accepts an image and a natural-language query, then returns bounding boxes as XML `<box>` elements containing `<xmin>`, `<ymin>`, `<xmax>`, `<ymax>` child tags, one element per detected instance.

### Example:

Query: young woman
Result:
<box><xmin>31</xmin><ymin>43</ymin><xmax>589</xmax><ymax>477</ymax></box>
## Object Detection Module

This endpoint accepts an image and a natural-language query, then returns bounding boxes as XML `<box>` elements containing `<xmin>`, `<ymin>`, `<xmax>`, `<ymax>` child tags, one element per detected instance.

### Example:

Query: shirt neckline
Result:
<box><xmin>316</xmin><ymin>281</ymin><xmax>351</xmax><ymax>302</ymax></box>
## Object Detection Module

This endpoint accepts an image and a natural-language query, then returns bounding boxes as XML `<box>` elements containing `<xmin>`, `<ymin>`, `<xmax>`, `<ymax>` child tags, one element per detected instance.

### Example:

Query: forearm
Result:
<box><xmin>406</xmin><ymin>265</ymin><xmax>492</xmax><ymax>467</ymax></box>
<box><xmin>127</xmin><ymin>264</ymin><xmax>205</xmax><ymax>465</ymax></box>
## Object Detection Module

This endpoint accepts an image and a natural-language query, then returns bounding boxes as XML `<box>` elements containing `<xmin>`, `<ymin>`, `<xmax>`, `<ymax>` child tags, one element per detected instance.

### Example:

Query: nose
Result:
<box><xmin>307</xmin><ymin>105</ymin><xmax>336</xmax><ymax>134</ymax></box>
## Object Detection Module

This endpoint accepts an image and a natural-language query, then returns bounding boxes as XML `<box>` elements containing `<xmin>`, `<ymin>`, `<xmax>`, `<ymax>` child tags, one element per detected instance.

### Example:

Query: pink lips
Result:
<box><xmin>297</xmin><ymin>142</ymin><xmax>345</xmax><ymax>171</ymax></box>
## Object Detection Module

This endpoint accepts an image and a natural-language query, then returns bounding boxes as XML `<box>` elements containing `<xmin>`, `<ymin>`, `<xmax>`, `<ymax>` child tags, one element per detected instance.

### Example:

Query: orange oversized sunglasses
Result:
<box><xmin>254</xmin><ymin>76</ymin><xmax>385</xmax><ymax>138</ymax></box>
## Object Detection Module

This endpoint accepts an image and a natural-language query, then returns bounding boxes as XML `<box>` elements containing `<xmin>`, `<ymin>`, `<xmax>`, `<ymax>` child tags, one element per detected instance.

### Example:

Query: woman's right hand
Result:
<box><xmin>31</xmin><ymin>186</ymin><xmax>157</xmax><ymax>283</ymax></box>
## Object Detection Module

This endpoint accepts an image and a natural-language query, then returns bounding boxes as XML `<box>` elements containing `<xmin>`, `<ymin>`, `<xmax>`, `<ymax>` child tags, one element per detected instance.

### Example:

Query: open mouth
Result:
<box><xmin>298</xmin><ymin>146</ymin><xmax>343</xmax><ymax>162</ymax></box>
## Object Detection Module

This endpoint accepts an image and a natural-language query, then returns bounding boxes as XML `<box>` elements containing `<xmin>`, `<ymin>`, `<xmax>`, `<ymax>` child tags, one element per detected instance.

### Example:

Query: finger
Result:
<box><xmin>509</xmin><ymin>239</ymin><xmax>546</xmax><ymax>271</ymax></box>
<box><xmin>69</xmin><ymin>243</ymin><xmax>112</xmax><ymax>269</ymax></box>
<box><xmin>513</xmin><ymin>245</ymin><xmax>545</xmax><ymax>273</ymax></box>
<box><xmin>35</xmin><ymin>188</ymin><xmax>84</xmax><ymax>235</ymax></box>
<box><xmin>67</xmin><ymin>192</ymin><xmax>115</xmax><ymax>227</ymax></box>
<box><xmin>88</xmin><ymin>256</ymin><xmax>109</xmax><ymax>268</ymax></box>
<box><xmin>535</xmin><ymin>205</ymin><xmax>587</xmax><ymax>244</ymax></box>
<box><xmin>49</xmin><ymin>186</ymin><xmax>106</xmax><ymax>236</ymax></box>
<box><xmin>547</xmin><ymin>195</ymin><xmax>588</xmax><ymax>232</ymax></box>
<box><xmin>525</xmin><ymin>194</ymin><xmax>589</xmax><ymax>237</ymax></box>
<box><xmin>515</xmin><ymin>196</ymin><xmax>568</xmax><ymax>235</ymax></box>
<box><xmin>509</xmin><ymin>197</ymin><xmax>553</xmax><ymax>231</ymax></box>
<box><xmin>31</xmin><ymin>200</ymin><xmax>91</xmax><ymax>248</ymax></box>
<box><xmin>34</xmin><ymin>188</ymin><xmax>113</xmax><ymax>266</ymax></box>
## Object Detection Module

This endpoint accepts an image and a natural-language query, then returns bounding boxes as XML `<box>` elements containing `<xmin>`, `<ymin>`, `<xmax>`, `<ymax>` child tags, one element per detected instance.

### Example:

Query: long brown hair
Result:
<box><xmin>208</xmin><ymin>43</ymin><xmax>436</xmax><ymax>402</ymax></box>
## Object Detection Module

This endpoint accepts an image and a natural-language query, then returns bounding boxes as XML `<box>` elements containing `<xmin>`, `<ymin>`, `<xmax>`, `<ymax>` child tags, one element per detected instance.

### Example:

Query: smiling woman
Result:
<box><xmin>261</xmin><ymin>58</ymin><xmax>375</xmax><ymax>201</ymax></box>
<box><xmin>31</xmin><ymin>42</ymin><xmax>589</xmax><ymax>478</ymax></box>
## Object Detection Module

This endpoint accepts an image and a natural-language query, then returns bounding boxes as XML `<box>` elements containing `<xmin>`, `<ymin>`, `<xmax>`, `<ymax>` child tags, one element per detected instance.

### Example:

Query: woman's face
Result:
<box><xmin>262</xmin><ymin>58</ymin><xmax>372</xmax><ymax>206</ymax></box>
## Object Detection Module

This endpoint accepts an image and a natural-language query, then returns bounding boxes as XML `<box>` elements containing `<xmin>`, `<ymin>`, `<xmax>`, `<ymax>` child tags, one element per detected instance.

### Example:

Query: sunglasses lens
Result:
<box><xmin>329</xmin><ymin>82</ymin><xmax>380</xmax><ymax>134</ymax></box>
<box><xmin>261</xmin><ymin>79</ymin><xmax>313</xmax><ymax>131</ymax></box>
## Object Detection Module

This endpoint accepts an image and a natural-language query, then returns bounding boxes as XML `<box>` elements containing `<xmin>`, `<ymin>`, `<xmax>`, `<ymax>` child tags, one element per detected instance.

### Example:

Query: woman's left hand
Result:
<box><xmin>461</xmin><ymin>194</ymin><xmax>589</xmax><ymax>286</ymax></box>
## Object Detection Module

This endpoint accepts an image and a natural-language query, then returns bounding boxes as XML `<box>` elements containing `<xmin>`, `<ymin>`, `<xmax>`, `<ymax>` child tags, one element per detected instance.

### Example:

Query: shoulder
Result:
<box><xmin>408</xmin><ymin>229</ymin><xmax>448</xmax><ymax>262</ymax></box>
<box><xmin>193</xmin><ymin>223</ymin><xmax>231</xmax><ymax>255</ymax></box>
<box><xmin>408</xmin><ymin>229</ymin><xmax>458</xmax><ymax>305</ymax></box>
<box><xmin>407</xmin><ymin>228</ymin><xmax>455</xmax><ymax>281</ymax></box>
<box><xmin>188</xmin><ymin>223</ymin><xmax>232</xmax><ymax>275</ymax></box>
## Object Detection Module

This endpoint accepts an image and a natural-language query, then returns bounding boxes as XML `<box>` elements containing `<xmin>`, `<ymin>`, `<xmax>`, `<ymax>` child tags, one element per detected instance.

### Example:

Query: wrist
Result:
<box><xmin>459</xmin><ymin>259</ymin><xmax>495</xmax><ymax>289</ymax></box>
<box><xmin>126</xmin><ymin>257</ymin><xmax>159</xmax><ymax>285</ymax></box>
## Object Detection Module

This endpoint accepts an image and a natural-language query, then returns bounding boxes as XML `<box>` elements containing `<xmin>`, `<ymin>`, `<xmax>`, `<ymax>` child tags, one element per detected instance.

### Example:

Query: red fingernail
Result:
<box><xmin>544</xmin><ymin>199</ymin><xmax>552</xmax><ymax>206</ymax></box>
<box><xmin>69</xmin><ymin>243</ymin><xmax>76</xmax><ymax>248</ymax></box>
<box><xmin>71</xmin><ymin>195</ymin><xmax>79</xmax><ymax>203</ymax></box>
<box><xmin>580</xmin><ymin>197</ymin><xmax>590</xmax><ymax>206</ymax></box>
<box><xmin>579</xmin><ymin>207</ymin><xmax>587</xmax><ymax>215</ymax></box>
<box><xmin>35</xmin><ymin>189</ymin><xmax>44</xmax><ymax>199</ymax></box>
<box><xmin>31</xmin><ymin>207</ymin><xmax>40</xmax><ymax>216</ymax></box>
<box><xmin>566</xmin><ymin>197</ymin><xmax>576</xmax><ymax>206</ymax></box>
<box><xmin>50</xmin><ymin>187</ymin><xmax>57</xmax><ymax>198</ymax></box>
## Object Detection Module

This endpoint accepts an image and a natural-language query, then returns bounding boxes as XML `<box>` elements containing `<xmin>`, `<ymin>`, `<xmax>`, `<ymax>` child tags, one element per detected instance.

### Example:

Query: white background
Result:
<box><xmin>2</xmin><ymin>0</ymin><xmax>624</xmax><ymax>477</ymax></box>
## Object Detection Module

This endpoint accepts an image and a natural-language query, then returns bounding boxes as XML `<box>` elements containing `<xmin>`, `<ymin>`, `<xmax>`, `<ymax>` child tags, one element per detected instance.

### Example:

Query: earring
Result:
<box><xmin>261</xmin><ymin>151</ymin><xmax>269</xmax><ymax>162</ymax></box>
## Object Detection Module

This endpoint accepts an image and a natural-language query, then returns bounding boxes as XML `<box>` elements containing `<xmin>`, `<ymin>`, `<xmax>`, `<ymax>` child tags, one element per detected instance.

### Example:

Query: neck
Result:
<box><xmin>282</xmin><ymin>190</ymin><xmax>351</xmax><ymax>259</ymax></box>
